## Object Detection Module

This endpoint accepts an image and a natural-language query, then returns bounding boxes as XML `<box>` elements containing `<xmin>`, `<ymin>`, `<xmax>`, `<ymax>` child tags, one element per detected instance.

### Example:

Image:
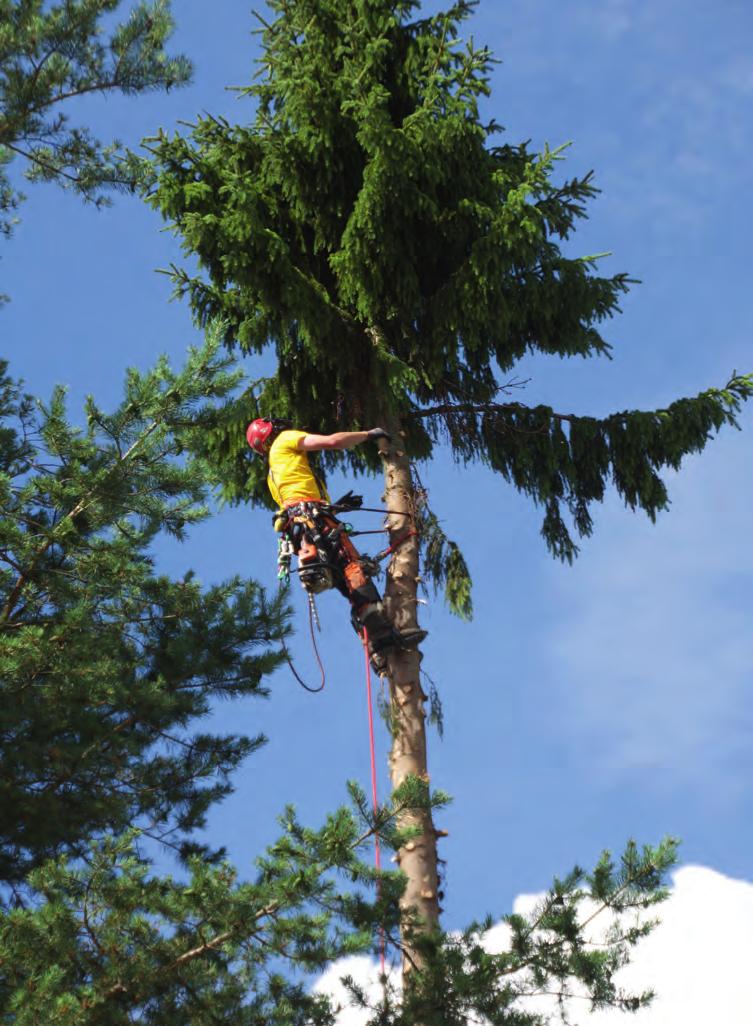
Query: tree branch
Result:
<box><xmin>3</xmin><ymin>142</ymin><xmax>82</xmax><ymax>185</ymax></box>
<box><xmin>411</xmin><ymin>400</ymin><xmax>577</xmax><ymax>424</ymax></box>
<box><xmin>0</xmin><ymin>418</ymin><xmax>161</xmax><ymax>623</ymax></box>
<box><xmin>23</xmin><ymin>77</ymin><xmax>133</xmax><ymax>118</ymax></box>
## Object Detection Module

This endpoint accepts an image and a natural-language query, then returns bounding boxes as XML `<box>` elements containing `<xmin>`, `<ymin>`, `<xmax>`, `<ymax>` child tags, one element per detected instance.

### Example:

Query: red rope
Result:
<box><xmin>362</xmin><ymin>629</ymin><xmax>386</xmax><ymax>976</ymax></box>
<box><xmin>372</xmin><ymin>527</ymin><xmax>418</xmax><ymax>563</ymax></box>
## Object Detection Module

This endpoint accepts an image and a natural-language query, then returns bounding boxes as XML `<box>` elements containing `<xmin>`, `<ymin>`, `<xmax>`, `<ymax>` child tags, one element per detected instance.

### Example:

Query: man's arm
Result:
<box><xmin>298</xmin><ymin>428</ymin><xmax>389</xmax><ymax>452</ymax></box>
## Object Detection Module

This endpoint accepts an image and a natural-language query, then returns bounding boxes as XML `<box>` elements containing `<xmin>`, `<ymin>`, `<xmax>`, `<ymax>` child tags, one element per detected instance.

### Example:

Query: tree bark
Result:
<box><xmin>378</xmin><ymin>418</ymin><xmax>441</xmax><ymax>978</ymax></box>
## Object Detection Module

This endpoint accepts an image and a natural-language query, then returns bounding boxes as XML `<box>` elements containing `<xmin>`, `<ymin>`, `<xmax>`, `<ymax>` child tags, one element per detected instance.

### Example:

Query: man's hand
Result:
<box><xmin>367</xmin><ymin>427</ymin><xmax>391</xmax><ymax>442</ymax></box>
<box><xmin>334</xmin><ymin>490</ymin><xmax>363</xmax><ymax>510</ymax></box>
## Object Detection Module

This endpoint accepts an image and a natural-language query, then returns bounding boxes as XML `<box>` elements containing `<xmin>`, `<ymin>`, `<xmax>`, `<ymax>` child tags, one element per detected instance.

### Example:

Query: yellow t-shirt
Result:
<box><xmin>267</xmin><ymin>430</ymin><xmax>330</xmax><ymax>507</ymax></box>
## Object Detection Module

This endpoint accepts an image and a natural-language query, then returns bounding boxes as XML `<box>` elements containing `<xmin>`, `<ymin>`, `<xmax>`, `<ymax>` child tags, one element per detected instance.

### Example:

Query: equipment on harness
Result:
<box><xmin>308</xmin><ymin>592</ymin><xmax>321</xmax><ymax>632</ymax></box>
<box><xmin>275</xmin><ymin>502</ymin><xmax>417</xmax><ymax>597</ymax></box>
<box><xmin>273</xmin><ymin>500</ymin><xmax>426</xmax><ymax>674</ymax></box>
<box><xmin>298</xmin><ymin>532</ymin><xmax>334</xmax><ymax>594</ymax></box>
<box><xmin>277</xmin><ymin>536</ymin><xmax>294</xmax><ymax>582</ymax></box>
<box><xmin>274</xmin><ymin>503</ymin><xmax>337</xmax><ymax>595</ymax></box>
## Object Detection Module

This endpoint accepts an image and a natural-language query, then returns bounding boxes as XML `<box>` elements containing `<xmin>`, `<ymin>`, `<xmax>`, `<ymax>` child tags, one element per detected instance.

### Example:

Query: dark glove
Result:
<box><xmin>367</xmin><ymin>427</ymin><xmax>391</xmax><ymax>442</ymax></box>
<box><xmin>334</xmin><ymin>489</ymin><xmax>363</xmax><ymax>511</ymax></box>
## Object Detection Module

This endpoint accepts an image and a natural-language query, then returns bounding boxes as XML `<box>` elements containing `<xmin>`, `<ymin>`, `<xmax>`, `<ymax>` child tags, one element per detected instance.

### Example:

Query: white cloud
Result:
<box><xmin>585</xmin><ymin>865</ymin><xmax>753</xmax><ymax>1026</ymax></box>
<box><xmin>312</xmin><ymin>955</ymin><xmax>399</xmax><ymax>1026</ymax></box>
<box><xmin>314</xmin><ymin>866</ymin><xmax>753</xmax><ymax>1025</ymax></box>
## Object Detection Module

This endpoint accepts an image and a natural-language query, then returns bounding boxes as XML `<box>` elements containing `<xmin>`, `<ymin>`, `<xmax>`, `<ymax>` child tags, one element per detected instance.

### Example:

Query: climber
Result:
<box><xmin>246</xmin><ymin>417</ymin><xmax>426</xmax><ymax>671</ymax></box>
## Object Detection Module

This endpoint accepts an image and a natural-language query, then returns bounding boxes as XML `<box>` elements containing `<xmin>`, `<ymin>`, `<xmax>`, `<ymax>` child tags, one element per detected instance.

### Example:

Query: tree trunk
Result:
<box><xmin>378</xmin><ymin>418</ymin><xmax>441</xmax><ymax>979</ymax></box>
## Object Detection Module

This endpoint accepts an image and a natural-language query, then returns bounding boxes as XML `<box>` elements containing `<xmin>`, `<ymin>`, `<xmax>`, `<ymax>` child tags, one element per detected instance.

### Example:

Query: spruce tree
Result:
<box><xmin>0</xmin><ymin>0</ymin><xmax>191</xmax><ymax>245</ymax></box>
<box><xmin>0</xmin><ymin>330</ymin><xmax>286</xmax><ymax>888</ymax></box>
<box><xmin>145</xmin><ymin>0</ymin><xmax>752</xmax><ymax>998</ymax></box>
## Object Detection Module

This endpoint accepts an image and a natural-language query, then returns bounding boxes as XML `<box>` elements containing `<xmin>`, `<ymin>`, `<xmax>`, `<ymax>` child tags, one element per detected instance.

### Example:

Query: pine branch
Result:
<box><xmin>87</xmin><ymin>794</ymin><xmax>418</xmax><ymax>1008</ymax></box>
<box><xmin>0</xmin><ymin>418</ymin><xmax>161</xmax><ymax>623</ymax></box>
<box><xmin>2</xmin><ymin>141</ymin><xmax>83</xmax><ymax>185</ymax></box>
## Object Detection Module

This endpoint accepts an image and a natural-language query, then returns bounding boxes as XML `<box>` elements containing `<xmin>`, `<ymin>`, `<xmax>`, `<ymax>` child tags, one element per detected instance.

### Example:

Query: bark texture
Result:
<box><xmin>379</xmin><ymin>422</ymin><xmax>441</xmax><ymax>977</ymax></box>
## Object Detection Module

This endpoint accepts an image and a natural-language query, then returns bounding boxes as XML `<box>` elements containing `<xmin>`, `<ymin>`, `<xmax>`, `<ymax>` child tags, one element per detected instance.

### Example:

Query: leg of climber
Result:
<box><xmin>324</xmin><ymin>517</ymin><xmax>425</xmax><ymax>669</ymax></box>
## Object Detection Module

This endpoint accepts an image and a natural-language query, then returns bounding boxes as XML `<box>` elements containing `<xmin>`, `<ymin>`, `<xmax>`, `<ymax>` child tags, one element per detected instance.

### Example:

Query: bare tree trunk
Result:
<box><xmin>378</xmin><ymin>419</ymin><xmax>441</xmax><ymax>979</ymax></box>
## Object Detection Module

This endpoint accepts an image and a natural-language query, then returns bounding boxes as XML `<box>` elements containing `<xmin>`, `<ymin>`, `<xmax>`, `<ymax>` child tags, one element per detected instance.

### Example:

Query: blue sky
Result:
<box><xmin>3</xmin><ymin>0</ymin><xmax>752</xmax><ymax>978</ymax></box>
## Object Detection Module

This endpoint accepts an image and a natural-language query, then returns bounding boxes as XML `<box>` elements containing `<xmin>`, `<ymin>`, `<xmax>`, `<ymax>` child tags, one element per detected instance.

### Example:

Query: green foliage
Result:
<box><xmin>0</xmin><ymin>328</ymin><xmax>682</xmax><ymax>1020</ymax></box>
<box><xmin>0</xmin><ymin>3</ymin><xmax>689</xmax><ymax>1009</ymax></box>
<box><xmin>146</xmin><ymin>0</ymin><xmax>752</xmax><ymax>612</ymax></box>
<box><xmin>373</xmin><ymin>837</ymin><xmax>679</xmax><ymax>1026</ymax></box>
<box><xmin>416</xmin><ymin>372</ymin><xmax>753</xmax><ymax>560</ymax></box>
<box><xmin>0</xmin><ymin>0</ymin><xmax>191</xmax><ymax>241</ymax></box>
<box><xmin>0</xmin><ymin>824</ymin><xmax>362</xmax><ymax>1025</ymax></box>
<box><xmin>0</xmin><ymin>783</ymin><xmax>678</xmax><ymax>1026</ymax></box>
<box><xmin>419</xmin><ymin>503</ymin><xmax>472</xmax><ymax>619</ymax></box>
<box><xmin>0</xmin><ymin>329</ymin><xmax>287</xmax><ymax>887</ymax></box>
<box><xmin>0</xmin><ymin>779</ymin><xmax>438</xmax><ymax>1023</ymax></box>
<box><xmin>145</xmin><ymin>0</ymin><xmax>622</xmax><ymax>442</ymax></box>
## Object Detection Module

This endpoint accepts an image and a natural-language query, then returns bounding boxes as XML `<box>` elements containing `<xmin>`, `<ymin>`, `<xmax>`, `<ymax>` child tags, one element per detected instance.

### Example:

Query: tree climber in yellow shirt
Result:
<box><xmin>246</xmin><ymin>418</ymin><xmax>426</xmax><ymax>670</ymax></box>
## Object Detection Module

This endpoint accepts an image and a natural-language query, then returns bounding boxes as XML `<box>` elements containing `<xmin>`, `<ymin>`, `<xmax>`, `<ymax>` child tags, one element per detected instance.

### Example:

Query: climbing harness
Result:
<box><xmin>274</xmin><ymin>501</ymin><xmax>414</xmax><ymax>598</ymax></box>
<box><xmin>274</xmin><ymin>502</ymin><xmax>417</xmax><ymax>696</ymax></box>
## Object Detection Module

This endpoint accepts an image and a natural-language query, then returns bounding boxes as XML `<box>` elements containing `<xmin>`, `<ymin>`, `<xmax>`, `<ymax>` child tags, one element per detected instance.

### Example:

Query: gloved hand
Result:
<box><xmin>334</xmin><ymin>490</ymin><xmax>363</xmax><ymax>510</ymax></box>
<box><xmin>367</xmin><ymin>427</ymin><xmax>391</xmax><ymax>442</ymax></box>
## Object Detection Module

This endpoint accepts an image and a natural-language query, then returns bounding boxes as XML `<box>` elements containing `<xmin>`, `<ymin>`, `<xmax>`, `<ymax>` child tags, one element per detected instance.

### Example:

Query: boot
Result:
<box><xmin>395</xmin><ymin>627</ymin><xmax>427</xmax><ymax>650</ymax></box>
<box><xmin>368</xmin><ymin>626</ymin><xmax>428</xmax><ymax>672</ymax></box>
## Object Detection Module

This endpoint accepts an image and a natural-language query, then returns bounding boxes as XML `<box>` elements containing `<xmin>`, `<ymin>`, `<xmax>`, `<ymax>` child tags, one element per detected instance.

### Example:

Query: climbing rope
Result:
<box><xmin>372</xmin><ymin>528</ymin><xmax>417</xmax><ymax>563</ymax></box>
<box><xmin>363</xmin><ymin>628</ymin><xmax>386</xmax><ymax>976</ymax></box>
<box><xmin>277</xmin><ymin>617</ymin><xmax>387</xmax><ymax>966</ymax></box>
<box><xmin>277</xmin><ymin>587</ymin><xmax>327</xmax><ymax>693</ymax></box>
<box><xmin>280</xmin><ymin>526</ymin><xmax>411</xmax><ymax>969</ymax></box>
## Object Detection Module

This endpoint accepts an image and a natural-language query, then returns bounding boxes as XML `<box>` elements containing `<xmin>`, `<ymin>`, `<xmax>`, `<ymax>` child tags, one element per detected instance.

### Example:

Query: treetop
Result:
<box><xmin>146</xmin><ymin>0</ymin><xmax>752</xmax><ymax>577</ymax></box>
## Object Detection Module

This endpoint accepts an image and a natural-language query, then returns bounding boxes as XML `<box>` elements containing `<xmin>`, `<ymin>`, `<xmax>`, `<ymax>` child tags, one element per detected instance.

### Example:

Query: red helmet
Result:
<box><xmin>246</xmin><ymin>418</ymin><xmax>275</xmax><ymax>455</ymax></box>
